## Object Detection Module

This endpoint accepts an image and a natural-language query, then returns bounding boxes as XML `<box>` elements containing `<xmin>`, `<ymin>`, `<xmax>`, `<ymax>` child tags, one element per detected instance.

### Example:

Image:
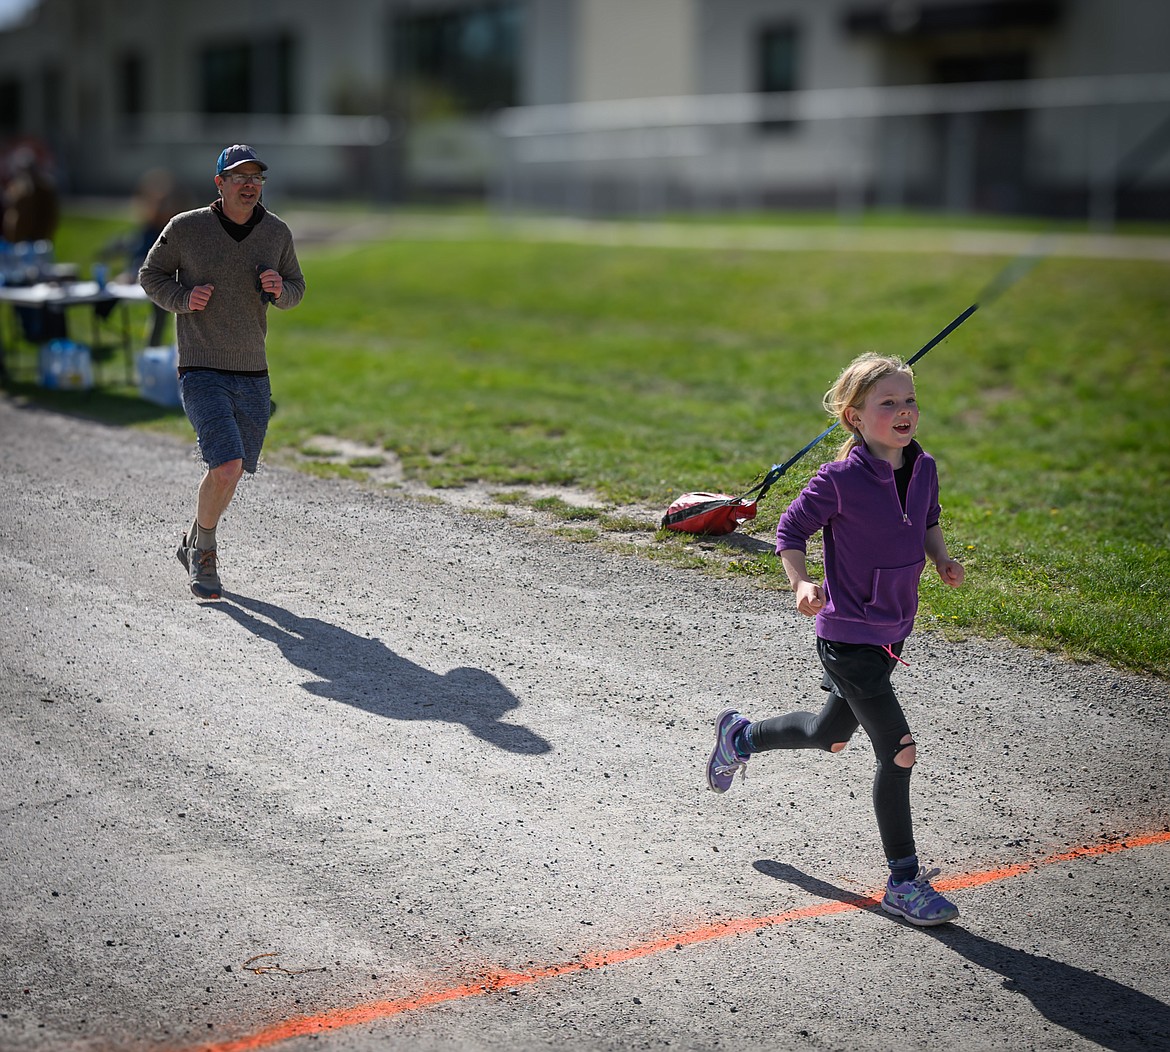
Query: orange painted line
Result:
<box><xmin>182</xmin><ymin>828</ymin><xmax>1170</xmax><ymax>1052</ymax></box>
<box><xmin>1041</xmin><ymin>828</ymin><xmax>1170</xmax><ymax>864</ymax></box>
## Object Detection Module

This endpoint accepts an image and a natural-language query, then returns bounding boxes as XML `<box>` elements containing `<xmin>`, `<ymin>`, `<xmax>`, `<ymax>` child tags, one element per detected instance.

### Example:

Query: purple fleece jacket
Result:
<box><xmin>775</xmin><ymin>440</ymin><xmax>940</xmax><ymax>646</ymax></box>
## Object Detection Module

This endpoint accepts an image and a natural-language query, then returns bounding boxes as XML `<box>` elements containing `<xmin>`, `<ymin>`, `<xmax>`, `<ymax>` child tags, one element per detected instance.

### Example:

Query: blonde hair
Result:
<box><xmin>823</xmin><ymin>353</ymin><xmax>914</xmax><ymax>460</ymax></box>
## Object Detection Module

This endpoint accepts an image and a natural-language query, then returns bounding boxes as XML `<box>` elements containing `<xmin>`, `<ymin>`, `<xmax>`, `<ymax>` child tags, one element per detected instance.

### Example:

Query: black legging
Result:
<box><xmin>749</xmin><ymin>640</ymin><xmax>915</xmax><ymax>860</ymax></box>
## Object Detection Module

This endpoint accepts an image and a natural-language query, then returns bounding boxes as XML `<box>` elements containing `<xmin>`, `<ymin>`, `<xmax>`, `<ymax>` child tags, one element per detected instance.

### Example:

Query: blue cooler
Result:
<box><xmin>38</xmin><ymin>339</ymin><xmax>94</xmax><ymax>391</ymax></box>
<box><xmin>136</xmin><ymin>345</ymin><xmax>181</xmax><ymax>407</ymax></box>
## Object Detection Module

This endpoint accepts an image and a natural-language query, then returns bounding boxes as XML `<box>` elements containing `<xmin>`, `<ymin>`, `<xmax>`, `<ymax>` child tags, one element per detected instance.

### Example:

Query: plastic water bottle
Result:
<box><xmin>64</xmin><ymin>343</ymin><xmax>94</xmax><ymax>389</ymax></box>
<box><xmin>33</xmin><ymin>239</ymin><xmax>53</xmax><ymax>280</ymax></box>
<box><xmin>14</xmin><ymin>241</ymin><xmax>35</xmax><ymax>283</ymax></box>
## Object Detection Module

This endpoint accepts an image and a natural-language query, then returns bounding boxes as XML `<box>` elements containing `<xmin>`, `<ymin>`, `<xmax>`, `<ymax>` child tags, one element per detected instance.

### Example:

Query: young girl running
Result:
<box><xmin>706</xmin><ymin>353</ymin><xmax>965</xmax><ymax>926</ymax></box>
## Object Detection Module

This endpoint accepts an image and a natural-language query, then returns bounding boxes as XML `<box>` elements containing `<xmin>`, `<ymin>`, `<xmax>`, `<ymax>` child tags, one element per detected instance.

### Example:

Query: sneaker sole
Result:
<box><xmin>880</xmin><ymin>899</ymin><xmax>959</xmax><ymax>927</ymax></box>
<box><xmin>706</xmin><ymin>706</ymin><xmax>744</xmax><ymax>794</ymax></box>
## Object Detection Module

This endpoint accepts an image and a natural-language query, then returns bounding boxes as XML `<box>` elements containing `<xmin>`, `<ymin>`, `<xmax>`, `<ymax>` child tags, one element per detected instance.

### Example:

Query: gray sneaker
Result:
<box><xmin>175</xmin><ymin>520</ymin><xmax>200</xmax><ymax>571</ymax></box>
<box><xmin>187</xmin><ymin>545</ymin><xmax>222</xmax><ymax>599</ymax></box>
<box><xmin>176</xmin><ymin>531</ymin><xmax>191</xmax><ymax>572</ymax></box>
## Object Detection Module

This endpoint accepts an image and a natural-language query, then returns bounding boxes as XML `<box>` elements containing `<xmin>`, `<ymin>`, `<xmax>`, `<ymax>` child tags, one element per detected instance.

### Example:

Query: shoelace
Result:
<box><xmin>900</xmin><ymin>867</ymin><xmax>946</xmax><ymax>903</ymax></box>
<box><xmin>193</xmin><ymin>548</ymin><xmax>218</xmax><ymax>575</ymax></box>
<box><xmin>713</xmin><ymin>759</ymin><xmax>748</xmax><ymax>782</ymax></box>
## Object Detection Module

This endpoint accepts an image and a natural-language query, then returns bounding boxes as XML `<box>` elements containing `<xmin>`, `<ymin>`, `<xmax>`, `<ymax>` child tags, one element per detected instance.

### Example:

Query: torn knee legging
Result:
<box><xmin>746</xmin><ymin>686</ymin><xmax>915</xmax><ymax>861</ymax></box>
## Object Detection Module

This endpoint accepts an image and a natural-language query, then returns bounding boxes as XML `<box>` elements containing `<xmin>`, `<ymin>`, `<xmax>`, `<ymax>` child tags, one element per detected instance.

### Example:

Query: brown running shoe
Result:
<box><xmin>187</xmin><ymin>546</ymin><xmax>222</xmax><ymax>600</ymax></box>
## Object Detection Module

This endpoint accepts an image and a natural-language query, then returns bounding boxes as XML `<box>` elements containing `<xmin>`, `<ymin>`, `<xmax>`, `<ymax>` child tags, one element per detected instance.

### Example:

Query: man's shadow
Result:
<box><xmin>754</xmin><ymin>860</ymin><xmax>1169</xmax><ymax>1051</ymax></box>
<box><xmin>213</xmin><ymin>592</ymin><xmax>552</xmax><ymax>756</ymax></box>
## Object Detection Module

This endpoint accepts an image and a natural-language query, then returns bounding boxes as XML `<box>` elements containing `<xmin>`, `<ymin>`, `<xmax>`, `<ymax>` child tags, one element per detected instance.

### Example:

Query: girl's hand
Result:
<box><xmin>936</xmin><ymin>558</ymin><xmax>965</xmax><ymax>587</ymax></box>
<box><xmin>794</xmin><ymin>579</ymin><xmax>826</xmax><ymax>617</ymax></box>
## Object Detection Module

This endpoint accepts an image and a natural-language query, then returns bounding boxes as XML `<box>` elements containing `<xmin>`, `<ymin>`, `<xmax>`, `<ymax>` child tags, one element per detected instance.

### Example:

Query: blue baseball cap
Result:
<box><xmin>216</xmin><ymin>144</ymin><xmax>268</xmax><ymax>175</ymax></box>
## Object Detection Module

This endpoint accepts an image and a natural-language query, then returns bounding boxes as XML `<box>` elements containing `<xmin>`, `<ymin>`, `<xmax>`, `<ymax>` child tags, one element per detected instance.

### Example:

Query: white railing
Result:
<box><xmin>491</xmin><ymin>73</ymin><xmax>1170</xmax><ymax>226</ymax></box>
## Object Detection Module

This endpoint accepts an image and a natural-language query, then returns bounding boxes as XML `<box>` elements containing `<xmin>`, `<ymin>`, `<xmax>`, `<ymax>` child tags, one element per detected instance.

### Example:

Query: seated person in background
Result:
<box><xmin>101</xmin><ymin>168</ymin><xmax>191</xmax><ymax>346</ymax></box>
<box><xmin>2</xmin><ymin>145</ymin><xmax>59</xmax><ymax>244</ymax></box>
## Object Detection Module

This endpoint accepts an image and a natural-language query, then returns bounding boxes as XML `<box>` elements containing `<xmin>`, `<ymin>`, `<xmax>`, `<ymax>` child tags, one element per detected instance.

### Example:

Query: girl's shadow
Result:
<box><xmin>753</xmin><ymin>860</ymin><xmax>1169</xmax><ymax>1052</ymax></box>
<box><xmin>214</xmin><ymin>592</ymin><xmax>552</xmax><ymax>756</ymax></box>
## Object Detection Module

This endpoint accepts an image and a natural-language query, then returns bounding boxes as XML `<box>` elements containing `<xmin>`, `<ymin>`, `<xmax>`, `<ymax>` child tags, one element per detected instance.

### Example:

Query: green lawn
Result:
<box><xmin>15</xmin><ymin>209</ymin><xmax>1170</xmax><ymax>676</ymax></box>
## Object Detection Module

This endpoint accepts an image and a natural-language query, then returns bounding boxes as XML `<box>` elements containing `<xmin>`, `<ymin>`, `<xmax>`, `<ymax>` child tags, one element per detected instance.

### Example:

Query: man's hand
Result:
<box><xmin>257</xmin><ymin>268</ymin><xmax>283</xmax><ymax>301</ymax></box>
<box><xmin>189</xmin><ymin>284</ymin><xmax>215</xmax><ymax>311</ymax></box>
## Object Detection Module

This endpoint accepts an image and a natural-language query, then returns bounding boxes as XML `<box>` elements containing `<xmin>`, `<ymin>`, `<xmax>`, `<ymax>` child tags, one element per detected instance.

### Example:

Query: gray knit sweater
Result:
<box><xmin>139</xmin><ymin>204</ymin><xmax>305</xmax><ymax>372</ymax></box>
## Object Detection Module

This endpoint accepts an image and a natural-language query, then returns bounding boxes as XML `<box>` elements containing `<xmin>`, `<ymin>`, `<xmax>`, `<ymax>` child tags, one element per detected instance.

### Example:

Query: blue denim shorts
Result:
<box><xmin>179</xmin><ymin>370</ymin><xmax>271</xmax><ymax>473</ymax></box>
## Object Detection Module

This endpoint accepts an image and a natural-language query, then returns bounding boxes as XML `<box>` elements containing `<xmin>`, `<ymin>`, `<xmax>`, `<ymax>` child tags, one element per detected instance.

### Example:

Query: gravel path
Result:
<box><xmin>1</xmin><ymin>396</ymin><xmax>1167</xmax><ymax>1052</ymax></box>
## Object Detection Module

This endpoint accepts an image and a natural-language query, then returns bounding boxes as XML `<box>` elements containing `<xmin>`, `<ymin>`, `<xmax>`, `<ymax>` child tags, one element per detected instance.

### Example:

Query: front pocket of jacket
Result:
<box><xmin>863</xmin><ymin>561</ymin><xmax>925</xmax><ymax>624</ymax></box>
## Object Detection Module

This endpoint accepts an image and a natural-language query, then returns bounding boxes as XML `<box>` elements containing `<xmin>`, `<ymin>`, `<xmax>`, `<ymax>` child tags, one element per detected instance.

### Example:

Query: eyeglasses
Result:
<box><xmin>223</xmin><ymin>172</ymin><xmax>267</xmax><ymax>185</ymax></box>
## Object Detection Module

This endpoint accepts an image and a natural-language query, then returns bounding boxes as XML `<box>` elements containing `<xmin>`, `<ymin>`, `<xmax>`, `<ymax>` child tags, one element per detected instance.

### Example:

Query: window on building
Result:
<box><xmin>392</xmin><ymin>2</ymin><xmax>520</xmax><ymax>116</ymax></box>
<box><xmin>118</xmin><ymin>52</ymin><xmax>144</xmax><ymax>133</ymax></box>
<box><xmin>757</xmin><ymin>24</ymin><xmax>799</xmax><ymax>132</ymax></box>
<box><xmin>933</xmin><ymin>52</ymin><xmax>1030</xmax><ymax>83</ymax></box>
<box><xmin>41</xmin><ymin>66</ymin><xmax>62</xmax><ymax>133</ymax></box>
<box><xmin>200</xmin><ymin>36</ymin><xmax>296</xmax><ymax>116</ymax></box>
<box><xmin>0</xmin><ymin>78</ymin><xmax>21</xmax><ymax>136</ymax></box>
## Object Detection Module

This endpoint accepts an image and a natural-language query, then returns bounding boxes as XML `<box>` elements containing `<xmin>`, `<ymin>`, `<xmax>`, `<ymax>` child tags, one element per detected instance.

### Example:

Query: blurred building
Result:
<box><xmin>0</xmin><ymin>0</ymin><xmax>1167</xmax><ymax>219</ymax></box>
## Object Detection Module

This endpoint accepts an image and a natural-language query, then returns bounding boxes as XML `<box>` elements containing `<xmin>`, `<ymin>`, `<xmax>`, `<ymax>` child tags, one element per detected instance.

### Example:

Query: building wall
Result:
<box><xmin>1</xmin><ymin>0</ymin><xmax>1168</xmax><ymax>213</ymax></box>
<box><xmin>574</xmin><ymin>0</ymin><xmax>699</xmax><ymax>102</ymax></box>
<box><xmin>697</xmin><ymin>0</ymin><xmax>881</xmax><ymax>94</ymax></box>
<box><xmin>1027</xmin><ymin>0</ymin><xmax>1170</xmax><ymax>192</ymax></box>
<box><xmin>1</xmin><ymin>0</ymin><xmax>398</xmax><ymax>196</ymax></box>
<box><xmin>524</xmin><ymin>0</ymin><xmax>577</xmax><ymax>106</ymax></box>
<box><xmin>687</xmin><ymin>1</ymin><xmax>888</xmax><ymax>200</ymax></box>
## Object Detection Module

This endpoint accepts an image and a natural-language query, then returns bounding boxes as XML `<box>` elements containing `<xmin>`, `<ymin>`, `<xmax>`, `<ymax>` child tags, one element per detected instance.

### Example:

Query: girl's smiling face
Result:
<box><xmin>847</xmin><ymin>371</ymin><xmax>919</xmax><ymax>464</ymax></box>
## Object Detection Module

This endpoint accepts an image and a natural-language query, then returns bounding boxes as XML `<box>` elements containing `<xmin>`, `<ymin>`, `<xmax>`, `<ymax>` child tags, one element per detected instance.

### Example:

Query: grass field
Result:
<box><xmin>17</xmin><ymin>208</ymin><xmax>1170</xmax><ymax>677</ymax></box>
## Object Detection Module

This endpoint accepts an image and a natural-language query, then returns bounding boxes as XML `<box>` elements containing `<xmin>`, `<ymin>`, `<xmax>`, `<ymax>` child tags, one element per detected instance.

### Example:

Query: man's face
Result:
<box><xmin>216</xmin><ymin>162</ymin><xmax>264</xmax><ymax>212</ymax></box>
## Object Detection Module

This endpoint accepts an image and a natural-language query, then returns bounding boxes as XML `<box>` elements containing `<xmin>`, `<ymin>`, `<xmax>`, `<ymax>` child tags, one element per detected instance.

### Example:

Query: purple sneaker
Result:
<box><xmin>882</xmin><ymin>867</ymin><xmax>959</xmax><ymax>926</ymax></box>
<box><xmin>706</xmin><ymin>707</ymin><xmax>751</xmax><ymax>793</ymax></box>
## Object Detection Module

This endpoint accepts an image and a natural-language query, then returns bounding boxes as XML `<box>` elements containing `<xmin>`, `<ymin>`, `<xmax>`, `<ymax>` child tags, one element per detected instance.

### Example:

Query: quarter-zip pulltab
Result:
<box><xmin>886</xmin><ymin>463</ymin><xmax>911</xmax><ymax>526</ymax></box>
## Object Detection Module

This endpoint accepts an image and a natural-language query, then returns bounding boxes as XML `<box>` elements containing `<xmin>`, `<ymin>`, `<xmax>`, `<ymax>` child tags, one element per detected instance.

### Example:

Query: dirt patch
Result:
<box><xmin>275</xmin><ymin>435</ymin><xmax>785</xmax><ymax>575</ymax></box>
<box><xmin>278</xmin><ymin>433</ymin><xmax>670</xmax><ymax>537</ymax></box>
